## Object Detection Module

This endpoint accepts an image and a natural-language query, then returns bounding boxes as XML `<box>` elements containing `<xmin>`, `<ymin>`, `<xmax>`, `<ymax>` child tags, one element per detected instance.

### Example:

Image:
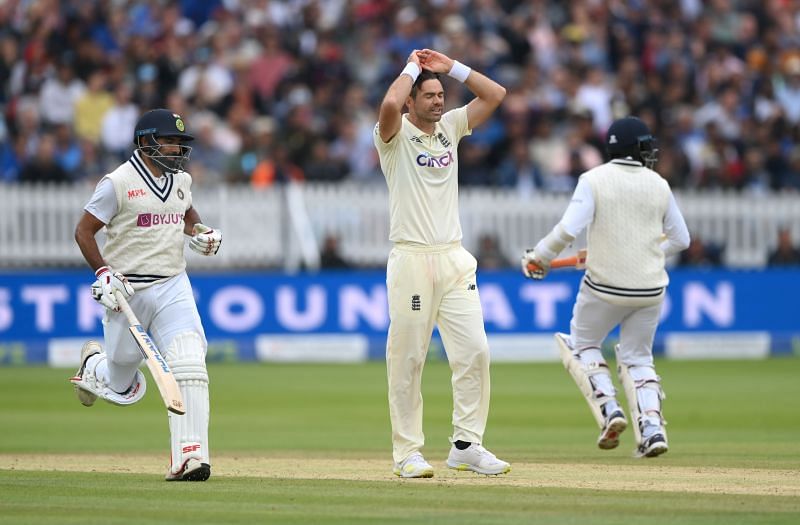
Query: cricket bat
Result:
<box><xmin>527</xmin><ymin>248</ymin><xmax>587</xmax><ymax>272</ymax></box>
<box><xmin>114</xmin><ymin>290</ymin><xmax>185</xmax><ymax>415</ymax></box>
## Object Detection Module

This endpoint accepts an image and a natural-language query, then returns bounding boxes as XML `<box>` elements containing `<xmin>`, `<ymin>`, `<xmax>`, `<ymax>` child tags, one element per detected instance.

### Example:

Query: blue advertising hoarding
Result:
<box><xmin>0</xmin><ymin>269</ymin><xmax>796</xmax><ymax>365</ymax></box>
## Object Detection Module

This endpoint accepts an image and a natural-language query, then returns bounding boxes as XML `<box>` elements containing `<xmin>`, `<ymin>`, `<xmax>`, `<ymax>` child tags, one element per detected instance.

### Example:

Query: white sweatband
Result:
<box><xmin>448</xmin><ymin>60</ymin><xmax>471</xmax><ymax>83</ymax></box>
<box><xmin>401</xmin><ymin>62</ymin><xmax>421</xmax><ymax>82</ymax></box>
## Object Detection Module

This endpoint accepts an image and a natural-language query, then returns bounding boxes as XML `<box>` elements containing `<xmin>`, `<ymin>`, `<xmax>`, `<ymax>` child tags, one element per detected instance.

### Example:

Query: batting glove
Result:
<box><xmin>91</xmin><ymin>266</ymin><xmax>134</xmax><ymax>312</ymax></box>
<box><xmin>189</xmin><ymin>223</ymin><xmax>222</xmax><ymax>256</ymax></box>
<box><xmin>521</xmin><ymin>249</ymin><xmax>550</xmax><ymax>280</ymax></box>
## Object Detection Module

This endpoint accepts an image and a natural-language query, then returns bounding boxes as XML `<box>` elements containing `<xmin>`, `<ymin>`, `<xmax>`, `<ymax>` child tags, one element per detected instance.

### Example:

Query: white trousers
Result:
<box><xmin>98</xmin><ymin>272</ymin><xmax>206</xmax><ymax>392</ymax></box>
<box><xmin>386</xmin><ymin>242</ymin><xmax>491</xmax><ymax>464</ymax></box>
<box><xmin>569</xmin><ymin>281</ymin><xmax>663</xmax><ymax>367</ymax></box>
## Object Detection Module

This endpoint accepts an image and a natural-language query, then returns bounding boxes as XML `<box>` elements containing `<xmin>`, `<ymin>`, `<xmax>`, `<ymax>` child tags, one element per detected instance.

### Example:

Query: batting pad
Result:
<box><xmin>616</xmin><ymin>350</ymin><xmax>666</xmax><ymax>446</ymax></box>
<box><xmin>164</xmin><ymin>332</ymin><xmax>210</xmax><ymax>472</ymax></box>
<box><xmin>555</xmin><ymin>333</ymin><xmax>616</xmax><ymax>428</ymax></box>
<box><xmin>71</xmin><ymin>353</ymin><xmax>147</xmax><ymax>406</ymax></box>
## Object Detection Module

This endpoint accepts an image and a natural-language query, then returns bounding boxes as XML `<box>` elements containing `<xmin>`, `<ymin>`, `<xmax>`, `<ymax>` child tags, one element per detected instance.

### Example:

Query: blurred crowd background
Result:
<box><xmin>4</xmin><ymin>0</ymin><xmax>800</xmax><ymax>194</ymax></box>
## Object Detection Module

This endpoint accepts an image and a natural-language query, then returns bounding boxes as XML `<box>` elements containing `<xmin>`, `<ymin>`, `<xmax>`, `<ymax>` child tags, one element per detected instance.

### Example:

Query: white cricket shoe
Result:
<box><xmin>71</xmin><ymin>341</ymin><xmax>102</xmax><ymax>407</ymax></box>
<box><xmin>165</xmin><ymin>457</ymin><xmax>211</xmax><ymax>481</ymax></box>
<box><xmin>447</xmin><ymin>444</ymin><xmax>511</xmax><ymax>475</ymax></box>
<box><xmin>393</xmin><ymin>452</ymin><xmax>434</xmax><ymax>478</ymax></box>
<box><xmin>597</xmin><ymin>409</ymin><xmax>627</xmax><ymax>450</ymax></box>
<box><xmin>635</xmin><ymin>425</ymin><xmax>669</xmax><ymax>458</ymax></box>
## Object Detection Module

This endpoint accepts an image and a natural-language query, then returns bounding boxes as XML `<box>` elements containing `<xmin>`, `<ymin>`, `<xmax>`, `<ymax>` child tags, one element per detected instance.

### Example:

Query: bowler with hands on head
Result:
<box><xmin>71</xmin><ymin>109</ymin><xmax>222</xmax><ymax>482</ymax></box>
<box><xmin>374</xmin><ymin>48</ymin><xmax>511</xmax><ymax>478</ymax></box>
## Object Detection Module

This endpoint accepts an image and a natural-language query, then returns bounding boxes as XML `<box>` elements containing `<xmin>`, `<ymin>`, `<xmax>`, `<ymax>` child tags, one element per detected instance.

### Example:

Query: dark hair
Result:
<box><xmin>411</xmin><ymin>71</ymin><xmax>441</xmax><ymax>99</ymax></box>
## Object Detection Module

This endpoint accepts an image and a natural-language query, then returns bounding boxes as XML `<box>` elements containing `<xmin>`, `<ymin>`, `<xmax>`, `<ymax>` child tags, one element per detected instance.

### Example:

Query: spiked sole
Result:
<box><xmin>446</xmin><ymin>461</ymin><xmax>511</xmax><ymax>476</ymax></box>
<box><xmin>597</xmin><ymin>417</ymin><xmax>628</xmax><ymax>450</ymax></box>
<box><xmin>393</xmin><ymin>467</ymin><xmax>434</xmax><ymax>478</ymax></box>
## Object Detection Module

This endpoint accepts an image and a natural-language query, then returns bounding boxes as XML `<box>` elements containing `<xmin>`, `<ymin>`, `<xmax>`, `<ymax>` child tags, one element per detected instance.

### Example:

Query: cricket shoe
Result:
<box><xmin>446</xmin><ymin>444</ymin><xmax>511</xmax><ymax>476</ymax></box>
<box><xmin>635</xmin><ymin>432</ymin><xmax>668</xmax><ymax>458</ymax></box>
<box><xmin>597</xmin><ymin>409</ymin><xmax>627</xmax><ymax>450</ymax></box>
<box><xmin>71</xmin><ymin>341</ymin><xmax>102</xmax><ymax>407</ymax></box>
<box><xmin>393</xmin><ymin>452</ymin><xmax>434</xmax><ymax>478</ymax></box>
<box><xmin>166</xmin><ymin>458</ymin><xmax>211</xmax><ymax>481</ymax></box>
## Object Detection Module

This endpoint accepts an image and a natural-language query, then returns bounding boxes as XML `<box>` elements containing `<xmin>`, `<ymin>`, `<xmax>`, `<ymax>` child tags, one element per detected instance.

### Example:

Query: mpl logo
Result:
<box><xmin>416</xmin><ymin>150</ymin><xmax>454</xmax><ymax>168</ymax></box>
<box><xmin>127</xmin><ymin>188</ymin><xmax>147</xmax><ymax>200</ymax></box>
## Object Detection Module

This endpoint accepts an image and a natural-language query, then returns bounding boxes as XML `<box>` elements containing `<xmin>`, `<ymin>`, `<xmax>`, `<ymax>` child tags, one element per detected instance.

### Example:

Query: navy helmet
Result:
<box><xmin>605</xmin><ymin>116</ymin><xmax>658</xmax><ymax>169</ymax></box>
<box><xmin>133</xmin><ymin>109</ymin><xmax>194</xmax><ymax>173</ymax></box>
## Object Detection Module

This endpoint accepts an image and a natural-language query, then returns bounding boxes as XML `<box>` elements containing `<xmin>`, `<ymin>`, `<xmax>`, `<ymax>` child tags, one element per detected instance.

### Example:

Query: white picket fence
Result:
<box><xmin>1</xmin><ymin>182</ymin><xmax>798</xmax><ymax>269</ymax></box>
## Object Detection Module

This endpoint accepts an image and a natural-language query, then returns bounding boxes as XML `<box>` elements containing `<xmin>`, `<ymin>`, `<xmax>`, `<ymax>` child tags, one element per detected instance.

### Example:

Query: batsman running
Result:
<box><xmin>71</xmin><ymin>109</ymin><xmax>222</xmax><ymax>481</ymax></box>
<box><xmin>521</xmin><ymin>116</ymin><xmax>690</xmax><ymax>458</ymax></box>
<box><xmin>374</xmin><ymin>48</ymin><xmax>510</xmax><ymax>478</ymax></box>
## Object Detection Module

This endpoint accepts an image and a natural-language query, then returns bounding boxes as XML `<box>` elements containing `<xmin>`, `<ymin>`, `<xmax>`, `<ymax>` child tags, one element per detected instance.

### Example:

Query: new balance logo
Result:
<box><xmin>411</xmin><ymin>295</ymin><xmax>421</xmax><ymax>311</ymax></box>
<box><xmin>467</xmin><ymin>283</ymin><xmax>476</xmax><ymax>291</ymax></box>
<box><xmin>409</xmin><ymin>135</ymin><xmax>423</xmax><ymax>144</ymax></box>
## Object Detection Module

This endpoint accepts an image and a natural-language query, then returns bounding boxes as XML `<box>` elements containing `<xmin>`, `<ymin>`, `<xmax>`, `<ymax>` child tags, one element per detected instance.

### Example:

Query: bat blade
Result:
<box><xmin>128</xmin><ymin>325</ymin><xmax>185</xmax><ymax>415</ymax></box>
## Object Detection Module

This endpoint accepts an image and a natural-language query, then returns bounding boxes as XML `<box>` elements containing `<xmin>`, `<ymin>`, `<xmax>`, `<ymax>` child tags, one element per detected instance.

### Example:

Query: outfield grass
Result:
<box><xmin>1</xmin><ymin>359</ymin><xmax>799</xmax><ymax>524</ymax></box>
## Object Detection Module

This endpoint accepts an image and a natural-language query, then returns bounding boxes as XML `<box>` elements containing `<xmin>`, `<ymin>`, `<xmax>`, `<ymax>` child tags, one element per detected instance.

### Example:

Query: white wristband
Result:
<box><xmin>401</xmin><ymin>62</ymin><xmax>421</xmax><ymax>82</ymax></box>
<box><xmin>447</xmin><ymin>60</ymin><xmax>471</xmax><ymax>83</ymax></box>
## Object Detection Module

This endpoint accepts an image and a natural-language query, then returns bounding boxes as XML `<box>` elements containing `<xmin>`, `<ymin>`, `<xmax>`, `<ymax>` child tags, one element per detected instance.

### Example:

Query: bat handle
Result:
<box><xmin>550</xmin><ymin>256</ymin><xmax>578</xmax><ymax>269</ymax></box>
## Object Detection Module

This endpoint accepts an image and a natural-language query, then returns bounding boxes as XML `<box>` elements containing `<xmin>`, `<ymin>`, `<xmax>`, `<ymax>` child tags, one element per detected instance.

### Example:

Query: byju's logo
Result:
<box><xmin>137</xmin><ymin>213</ymin><xmax>184</xmax><ymax>227</ymax></box>
<box><xmin>416</xmin><ymin>151</ymin><xmax>454</xmax><ymax>168</ymax></box>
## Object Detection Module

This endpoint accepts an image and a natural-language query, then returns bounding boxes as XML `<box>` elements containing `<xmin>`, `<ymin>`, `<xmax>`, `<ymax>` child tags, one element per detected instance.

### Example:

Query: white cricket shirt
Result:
<box><xmin>84</xmin><ymin>150</ymin><xmax>193</xmax><ymax>289</ymax></box>
<box><xmin>374</xmin><ymin>106</ymin><xmax>471</xmax><ymax>245</ymax></box>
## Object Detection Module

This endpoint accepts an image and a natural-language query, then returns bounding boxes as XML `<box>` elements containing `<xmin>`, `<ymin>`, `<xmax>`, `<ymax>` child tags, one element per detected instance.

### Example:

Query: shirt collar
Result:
<box><xmin>610</xmin><ymin>158</ymin><xmax>643</xmax><ymax>167</ymax></box>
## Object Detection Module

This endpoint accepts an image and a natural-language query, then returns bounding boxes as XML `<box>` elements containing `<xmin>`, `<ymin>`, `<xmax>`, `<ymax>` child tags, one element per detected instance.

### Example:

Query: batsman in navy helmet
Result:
<box><xmin>72</xmin><ymin>108</ymin><xmax>221</xmax><ymax>481</ymax></box>
<box><xmin>522</xmin><ymin>115</ymin><xmax>690</xmax><ymax>458</ymax></box>
<box><xmin>605</xmin><ymin>116</ymin><xmax>658</xmax><ymax>169</ymax></box>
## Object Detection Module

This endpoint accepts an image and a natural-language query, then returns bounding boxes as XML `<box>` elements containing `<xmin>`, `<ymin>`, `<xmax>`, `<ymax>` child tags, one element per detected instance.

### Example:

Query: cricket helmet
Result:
<box><xmin>605</xmin><ymin>116</ymin><xmax>658</xmax><ymax>169</ymax></box>
<box><xmin>133</xmin><ymin>109</ymin><xmax>194</xmax><ymax>173</ymax></box>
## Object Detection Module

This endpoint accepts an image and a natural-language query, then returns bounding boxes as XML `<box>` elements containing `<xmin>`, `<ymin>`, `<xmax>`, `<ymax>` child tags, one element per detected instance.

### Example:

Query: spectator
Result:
<box><xmin>678</xmin><ymin>236</ymin><xmax>723</xmax><ymax>267</ymax></box>
<box><xmin>493</xmin><ymin>137</ymin><xmax>542</xmax><ymax>195</ymax></box>
<box><xmin>19</xmin><ymin>133</ymin><xmax>70</xmax><ymax>183</ymax></box>
<box><xmin>304</xmin><ymin>139</ymin><xmax>347</xmax><ymax>182</ymax></box>
<box><xmin>52</xmin><ymin>124</ymin><xmax>83</xmax><ymax>179</ymax></box>
<box><xmin>73</xmin><ymin>70</ymin><xmax>114</xmax><ymax>144</ymax></box>
<box><xmin>38</xmin><ymin>56</ymin><xmax>85</xmax><ymax>127</ymax></box>
<box><xmin>5</xmin><ymin>0</ymin><xmax>800</xmax><ymax>200</ymax></box>
<box><xmin>767</xmin><ymin>227</ymin><xmax>800</xmax><ymax>266</ymax></box>
<box><xmin>476</xmin><ymin>233</ymin><xmax>511</xmax><ymax>269</ymax></box>
<box><xmin>0</xmin><ymin>135</ymin><xmax>26</xmax><ymax>182</ymax></box>
<box><xmin>100</xmin><ymin>82</ymin><xmax>139</xmax><ymax>161</ymax></box>
<box><xmin>319</xmin><ymin>234</ymin><xmax>351</xmax><ymax>269</ymax></box>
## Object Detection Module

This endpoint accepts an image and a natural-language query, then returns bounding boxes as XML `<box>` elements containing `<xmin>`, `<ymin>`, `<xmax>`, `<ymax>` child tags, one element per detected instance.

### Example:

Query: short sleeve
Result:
<box><xmin>84</xmin><ymin>177</ymin><xmax>118</xmax><ymax>225</ymax></box>
<box><xmin>440</xmin><ymin>106</ymin><xmax>471</xmax><ymax>142</ymax></box>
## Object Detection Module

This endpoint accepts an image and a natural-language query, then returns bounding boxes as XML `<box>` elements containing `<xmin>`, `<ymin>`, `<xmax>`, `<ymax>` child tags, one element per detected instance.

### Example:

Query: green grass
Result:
<box><xmin>1</xmin><ymin>359</ymin><xmax>799</xmax><ymax>524</ymax></box>
<box><xmin>2</xmin><ymin>471</ymin><xmax>798</xmax><ymax>525</ymax></box>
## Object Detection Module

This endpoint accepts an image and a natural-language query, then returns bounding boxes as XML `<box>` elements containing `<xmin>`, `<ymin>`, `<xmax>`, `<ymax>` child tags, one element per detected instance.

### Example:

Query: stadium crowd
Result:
<box><xmin>2</xmin><ymin>0</ymin><xmax>800</xmax><ymax>194</ymax></box>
